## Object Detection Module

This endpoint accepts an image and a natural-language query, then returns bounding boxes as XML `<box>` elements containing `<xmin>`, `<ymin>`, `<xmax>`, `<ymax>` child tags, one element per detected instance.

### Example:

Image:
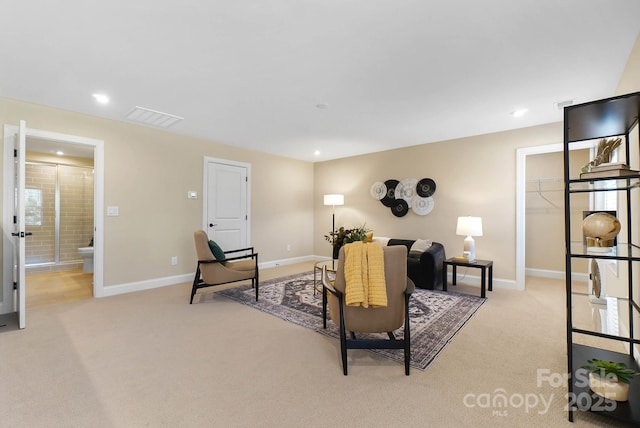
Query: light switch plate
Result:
<box><xmin>187</xmin><ymin>191</ymin><xmax>198</xmax><ymax>199</ymax></box>
<box><xmin>107</xmin><ymin>206</ymin><xmax>119</xmax><ymax>216</ymax></box>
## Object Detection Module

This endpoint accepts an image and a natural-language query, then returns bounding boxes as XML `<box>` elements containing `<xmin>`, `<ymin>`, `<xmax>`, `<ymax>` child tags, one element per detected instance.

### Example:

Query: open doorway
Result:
<box><xmin>24</xmin><ymin>138</ymin><xmax>95</xmax><ymax>307</ymax></box>
<box><xmin>516</xmin><ymin>141</ymin><xmax>596</xmax><ymax>289</ymax></box>
<box><xmin>2</xmin><ymin>124</ymin><xmax>104</xmax><ymax>321</ymax></box>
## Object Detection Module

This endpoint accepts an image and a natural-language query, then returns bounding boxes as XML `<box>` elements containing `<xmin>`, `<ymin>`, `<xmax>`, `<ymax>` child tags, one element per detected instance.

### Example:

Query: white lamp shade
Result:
<box><xmin>324</xmin><ymin>194</ymin><xmax>344</xmax><ymax>206</ymax></box>
<box><xmin>456</xmin><ymin>216</ymin><xmax>483</xmax><ymax>237</ymax></box>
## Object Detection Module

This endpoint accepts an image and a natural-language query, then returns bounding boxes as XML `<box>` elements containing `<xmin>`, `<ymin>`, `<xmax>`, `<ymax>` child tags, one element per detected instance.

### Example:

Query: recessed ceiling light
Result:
<box><xmin>56</xmin><ymin>151</ymin><xmax>64</xmax><ymax>155</ymax></box>
<box><xmin>314</xmin><ymin>150</ymin><xmax>320</xmax><ymax>156</ymax></box>
<box><xmin>92</xmin><ymin>93</ymin><xmax>110</xmax><ymax>104</ymax></box>
<box><xmin>511</xmin><ymin>108</ymin><xmax>528</xmax><ymax>118</ymax></box>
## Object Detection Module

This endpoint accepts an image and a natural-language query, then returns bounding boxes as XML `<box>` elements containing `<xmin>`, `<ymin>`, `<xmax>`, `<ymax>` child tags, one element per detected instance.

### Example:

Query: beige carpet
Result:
<box><xmin>0</xmin><ymin>263</ymin><xmax>633</xmax><ymax>427</ymax></box>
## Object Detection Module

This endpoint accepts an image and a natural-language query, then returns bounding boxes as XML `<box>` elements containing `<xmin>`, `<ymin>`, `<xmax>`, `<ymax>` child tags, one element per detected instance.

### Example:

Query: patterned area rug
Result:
<box><xmin>218</xmin><ymin>271</ymin><xmax>485</xmax><ymax>371</ymax></box>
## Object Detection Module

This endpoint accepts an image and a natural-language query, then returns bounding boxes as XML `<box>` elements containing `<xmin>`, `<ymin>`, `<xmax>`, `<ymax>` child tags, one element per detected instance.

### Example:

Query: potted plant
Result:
<box><xmin>582</xmin><ymin>358</ymin><xmax>639</xmax><ymax>401</ymax></box>
<box><xmin>324</xmin><ymin>225</ymin><xmax>371</xmax><ymax>259</ymax></box>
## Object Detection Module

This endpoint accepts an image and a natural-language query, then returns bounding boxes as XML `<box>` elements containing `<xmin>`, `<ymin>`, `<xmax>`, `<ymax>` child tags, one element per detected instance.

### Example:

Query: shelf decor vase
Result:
<box><xmin>588</xmin><ymin>372</ymin><xmax>630</xmax><ymax>401</ymax></box>
<box><xmin>582</xmin><ymin>212</ymin><xmax>621</xmax><ymax>248</ymax></box>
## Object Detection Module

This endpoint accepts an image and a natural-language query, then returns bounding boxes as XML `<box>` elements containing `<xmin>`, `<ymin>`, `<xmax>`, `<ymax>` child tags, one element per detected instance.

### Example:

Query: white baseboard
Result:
<box><xmin>525</xmin><ymin>268</ymin><xmax>588</xmax><ymax>283</ymax></box>
<box><xmin>258</xmin><ymin>255</ymin><xmax>318</xmax><ymax>269</ymax></box>
<box><xmin>100</xmin><ymin>255</ymin><xmax>319</xmax><ymax>298</ymax></box>
<box><xmin>100</xmin><ymin>273</ymin><xmax>193</xmax><ymax>297</ymax></box>
<box><xmin>446</xmin><ymin>271</ymin><xmax>519</xmax><ymax>291</ymax></box>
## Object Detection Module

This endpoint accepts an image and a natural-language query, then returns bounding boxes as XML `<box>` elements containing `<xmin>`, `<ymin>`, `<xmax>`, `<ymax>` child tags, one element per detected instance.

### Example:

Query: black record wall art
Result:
<box><xmin>370</xmin><ymin>177</ymin><xmax>436</xmax><ymax>217</ymax></box>
<box><xmin>391</xmin><ymin>199</ymin><xmax>409</xmax><ymax>217</ymax></box>
<box><xmin>416</xmin><ymin>178</ymin><xmax>436</xmax><ymax>197</ymax></box>
<box><xmin>380</xmin><ymin>179</ymin><xmax>399</xmax><ymax>207</ymax></box>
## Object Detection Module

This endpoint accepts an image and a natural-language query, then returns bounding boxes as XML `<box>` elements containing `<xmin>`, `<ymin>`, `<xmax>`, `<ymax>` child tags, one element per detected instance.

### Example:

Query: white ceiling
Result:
<box><xmin>2</xmin><ymin>1</ymin><xmax>639</xmax><ymax>162</ymax></box>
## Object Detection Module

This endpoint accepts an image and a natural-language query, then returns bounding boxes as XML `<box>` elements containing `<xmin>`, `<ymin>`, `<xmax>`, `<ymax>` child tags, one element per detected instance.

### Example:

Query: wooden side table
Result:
<box><xmin>442</xmin><ymin>258</ymin><xmax>493</xmax><ymax>298</ymax></box>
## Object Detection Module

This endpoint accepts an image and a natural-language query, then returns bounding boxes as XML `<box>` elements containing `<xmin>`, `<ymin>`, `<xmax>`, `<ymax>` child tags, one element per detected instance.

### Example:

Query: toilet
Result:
<box><xmin>77</xmin><ymin>247</ymin><xmax>94</xmax><ymax>273</ymax></box>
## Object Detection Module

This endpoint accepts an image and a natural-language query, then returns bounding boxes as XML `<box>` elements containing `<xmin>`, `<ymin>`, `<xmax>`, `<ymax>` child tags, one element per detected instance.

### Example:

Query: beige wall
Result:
<box><xmin>616</xmin><ymin>33</ymin><xmax>640</xmax><ymax>96</ymax></box>
<box><xmin>0</xmin><ymin>98</ymin><xmax>314</xmax><ymax>295</ymax></box>
<box><xmin>314</xmin><ymin>122</ymin><xmax>563</xmax><ymax>282</ymax></box>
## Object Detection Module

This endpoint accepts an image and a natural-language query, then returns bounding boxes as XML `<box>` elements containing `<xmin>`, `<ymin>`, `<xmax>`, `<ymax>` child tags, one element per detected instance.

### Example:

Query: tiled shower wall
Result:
<box><xmin>25</xmin><ymin>163</ymin><xmax>94</xmax><ymax>270</ymax></box>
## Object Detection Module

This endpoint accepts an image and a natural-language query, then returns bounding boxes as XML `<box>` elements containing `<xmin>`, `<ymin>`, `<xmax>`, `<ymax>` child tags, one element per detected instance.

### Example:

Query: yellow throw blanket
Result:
<box><xmin>344</xmin><ymin>241</ymin><xmax>387</xmax><ymax>308</ymax></box>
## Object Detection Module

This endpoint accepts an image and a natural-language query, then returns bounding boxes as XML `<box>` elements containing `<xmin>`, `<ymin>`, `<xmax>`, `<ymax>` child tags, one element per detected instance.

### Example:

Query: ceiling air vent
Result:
<box><xmin>554</xmin><ymin>99</ymin><xmax>574</xmax><ymax>110</ymax></box>
<box><xmin>125</xmin><ymin>106</ymin><xmax>183</xmax><ymax>128</ymax></box>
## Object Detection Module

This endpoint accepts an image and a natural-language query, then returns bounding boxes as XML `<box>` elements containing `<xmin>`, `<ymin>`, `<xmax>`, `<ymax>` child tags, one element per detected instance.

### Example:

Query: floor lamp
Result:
<box><xmin>324</xmin><ymin>194</ymin><xmax>344</xmax><ymax>263</ymax></box>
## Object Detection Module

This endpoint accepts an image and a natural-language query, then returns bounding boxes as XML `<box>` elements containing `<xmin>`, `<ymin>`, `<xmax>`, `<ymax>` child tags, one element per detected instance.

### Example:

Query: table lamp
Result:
<box><xmin>456</xmin><ymin>216</ymin><xmax>483</xmax><ymax>261</ymax></box>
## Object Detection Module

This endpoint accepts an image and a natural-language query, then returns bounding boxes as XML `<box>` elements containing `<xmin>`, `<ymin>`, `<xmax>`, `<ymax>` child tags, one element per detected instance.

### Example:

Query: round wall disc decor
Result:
<box><xmin>391</xmin><ymin>199</ymin><xmax>409</xmax><ymax>217</ymax></box>
<box><xmin>395</xmin><ymin>178</ymin><xmax>418</xmax><ymax>202</ymax></box>
<box><xmin>417</xmin><ymin>178</ymin><xmax>436</xmax><ymax>197</ymax></box>
<box><xmin>411</xmin><ymin>195</ymin><xmax>434</xmax><ymax>215</ymax></box>
<box><xmin>381</xmin><ymin>179</ymin><xmax>399</xmax><ymax>207</ymax></box>
<box><xmin>373</xmin><ymin>177</ymin><xmax>437</xmax><ymax>217</ymax></box>
<box><xmin>370</xmin><ymin>182</ymin><xmax>386</xmax><ymax>200</ymax></box>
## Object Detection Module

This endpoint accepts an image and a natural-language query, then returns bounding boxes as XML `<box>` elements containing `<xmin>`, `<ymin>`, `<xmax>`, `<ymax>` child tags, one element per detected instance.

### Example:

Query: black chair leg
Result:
<box><xmin>190</xmin><ymin>267</ymin><xmax>201</xmax><ymax>304</ymax></box>
<box><xmin>404</xmin><ymin>293</ymin><xmax>411</xmax><ymax>375</ymax></box>
<box><xmin>254</xmin><ymin>265</ymin><xmax>259</xmax><ymax>301</ymax></box>
<box><xmin>404</xmin><ymin>342</ymin><xmax>410</xmax><ymax>375</ymax></box>
<box><xmin>339</xmin><ymin>304</ymin><xmax>348</xmax><ymax>375</ymax></box>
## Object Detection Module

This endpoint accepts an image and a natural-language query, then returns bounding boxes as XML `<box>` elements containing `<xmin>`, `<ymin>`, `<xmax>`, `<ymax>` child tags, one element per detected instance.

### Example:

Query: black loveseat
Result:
<box><xmin>384</xmin><ymin>239</ymin><xmax>446</xmax><ymax>290</ymax></box>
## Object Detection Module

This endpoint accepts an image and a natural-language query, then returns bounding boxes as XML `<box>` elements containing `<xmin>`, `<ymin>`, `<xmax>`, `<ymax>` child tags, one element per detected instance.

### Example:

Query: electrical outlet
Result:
<box><xmin>287</xmin><ymin>244</ymin><xmax>291</xmax><ymax>251</ymax></box>
<box><xmin>171</xmin><ymin>256</ymin><xmax>178</xmax><ymax>265</ymax></box>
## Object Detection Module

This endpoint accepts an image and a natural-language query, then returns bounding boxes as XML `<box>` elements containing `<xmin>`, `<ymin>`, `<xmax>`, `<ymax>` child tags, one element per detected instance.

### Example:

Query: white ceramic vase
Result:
<box><xmin>589</xmin><ymin>372</ymin><xmax>630</xmax><ymax>401</ymax></box>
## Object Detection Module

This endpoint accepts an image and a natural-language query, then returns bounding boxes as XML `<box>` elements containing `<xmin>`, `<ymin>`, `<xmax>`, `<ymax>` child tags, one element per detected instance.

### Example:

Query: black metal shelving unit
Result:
<box><xmin>564</xmin><ymin>92</ymin><xmax>640</xmax><ymax>424</ymax></box>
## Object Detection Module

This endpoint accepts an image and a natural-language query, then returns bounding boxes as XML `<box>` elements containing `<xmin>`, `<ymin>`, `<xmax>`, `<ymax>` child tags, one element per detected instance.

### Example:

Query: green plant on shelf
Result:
<box><xmin>581</xmin><ymin>359</ymin><xmax>639</xmax><ymax>384</ymax></box>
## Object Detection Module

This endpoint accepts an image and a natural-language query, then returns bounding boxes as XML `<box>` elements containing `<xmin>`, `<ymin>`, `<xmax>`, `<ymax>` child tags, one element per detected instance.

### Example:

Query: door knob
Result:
<box><xmin>209</xmin><ymin>223</ymin><xmax>218</xmax><ymax>227</ymax></box>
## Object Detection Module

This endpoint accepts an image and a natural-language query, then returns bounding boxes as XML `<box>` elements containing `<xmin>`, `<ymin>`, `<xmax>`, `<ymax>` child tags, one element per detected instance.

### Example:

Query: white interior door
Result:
<box><xmin>13</xmin><ymin>120</ymin><xmax>27</xmax><ymax>328</ymax></box>
<box><xmin>205</xmin><ymin>159</ymin><xmax>249</xmax><ymax>250</ymax></box>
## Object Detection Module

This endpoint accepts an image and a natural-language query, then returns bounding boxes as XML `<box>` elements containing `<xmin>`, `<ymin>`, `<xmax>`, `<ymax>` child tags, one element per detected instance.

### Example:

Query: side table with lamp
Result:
<box><xmin>443</xmin><ymin>216</ymin><xmax>493</xmax><ymax>298</ymax></box>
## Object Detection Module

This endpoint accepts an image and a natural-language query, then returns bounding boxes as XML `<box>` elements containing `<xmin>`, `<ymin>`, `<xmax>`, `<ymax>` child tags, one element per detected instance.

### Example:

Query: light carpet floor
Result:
<box><xmin>0</xmin><ymin>263</ymin><xmax>633</xmax><ymax>427</ymax></box>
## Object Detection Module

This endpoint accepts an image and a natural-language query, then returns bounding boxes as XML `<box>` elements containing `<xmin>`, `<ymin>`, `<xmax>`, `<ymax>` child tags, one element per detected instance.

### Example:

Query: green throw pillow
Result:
<box><xmin>208</xmin><ymin>240</ymin><xmax>226</xmax><ymax>261</ymax></box>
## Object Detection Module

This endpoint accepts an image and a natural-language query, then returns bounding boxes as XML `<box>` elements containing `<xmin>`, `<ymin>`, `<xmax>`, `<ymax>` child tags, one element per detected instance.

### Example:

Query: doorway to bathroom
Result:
<box><xmin>3</xmin><ymin>123</ymin><xmax>104</xmax><ymax>325</ymax></box>
<box><xmin>24</xmin><ymin>151</ymin><xmax>95</xmax><ymax>306</ymax></box>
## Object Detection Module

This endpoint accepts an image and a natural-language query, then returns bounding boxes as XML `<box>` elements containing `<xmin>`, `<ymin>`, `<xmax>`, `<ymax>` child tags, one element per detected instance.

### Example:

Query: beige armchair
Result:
<box><xmin>321</xmin><ymin>244</ymin><xmax>414</xmax><ymax>375</ymax></box>
<box><xmin>190</xmin><ymin>230</ymin><xmax>259</xmax><ymax>304</ymax></box>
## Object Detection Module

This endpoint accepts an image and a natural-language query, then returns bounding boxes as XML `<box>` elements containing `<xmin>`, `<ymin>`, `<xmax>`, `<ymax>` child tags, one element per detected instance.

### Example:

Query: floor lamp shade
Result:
<box><xmin>456</xmin><ymin>216</ymin><xmax>483</xmax><ymax>260</ymax></box>
<box><xmin>324</xmin><ymin>194</ymin><xmax>344</xmax><ymax>206</ymax></box>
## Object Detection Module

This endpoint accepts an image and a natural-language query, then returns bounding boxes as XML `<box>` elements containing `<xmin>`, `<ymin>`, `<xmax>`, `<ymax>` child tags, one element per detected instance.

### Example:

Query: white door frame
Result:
<box><xmin>2</xmin><ymin>125</ymin><xmax>105</xmax><ymax>314</ymax></box>
<box><xmin>202</xmin><ymin>156</ymin><xmax>251</xmax><ymax>246</ymax></box>
<box><xmin>515</xmin><ymin>140</ymin><xmax>596</xmax><ymax>290</ymax></box>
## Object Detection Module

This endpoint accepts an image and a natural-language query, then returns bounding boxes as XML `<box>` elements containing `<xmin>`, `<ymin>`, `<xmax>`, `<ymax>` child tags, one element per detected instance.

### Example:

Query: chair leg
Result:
<box><xmin>254</xmin><ymin>261</ymin><xmax>259</xmax><ymax>301</ymax></box>
<box><xmin>339</xmin><ymin>301</ymin><xmax>348</xmax><ymax>375</ymax></box>
<box><xmin>404</xmin><ymin>293</ymin><xmax>411</xmax><ymax>375</ymax></box>
<box><xmin>190</xmin><ymin>266</ymin><xmax>201</xmax><ymax>304</ymax></box>
<box><xmin>404</xmin><ymin>345</ymin><xmax>410</xmax><ymax>375</ymax></box>
<box><xmin>254</xmin><ymin>277</ymin><xmax>259</xmax><ymax>302</ymax></box>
